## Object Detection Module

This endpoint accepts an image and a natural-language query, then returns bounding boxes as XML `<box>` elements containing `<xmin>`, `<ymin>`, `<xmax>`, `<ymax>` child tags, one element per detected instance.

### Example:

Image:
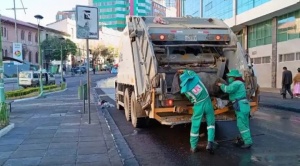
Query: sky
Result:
<box><xmin>0</xmin><ymin>0</ymin><xmax>89</xmax><ymax>26</ymax></box>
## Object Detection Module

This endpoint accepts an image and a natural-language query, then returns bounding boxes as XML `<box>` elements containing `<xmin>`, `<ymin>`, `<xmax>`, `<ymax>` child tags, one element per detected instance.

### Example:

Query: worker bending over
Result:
<box><xmin>217</xmin><ymin>69</ymin><xmax>253</xmax><ymax>149</ymax></box>
<box><xmin>178</xmin><ymin>70</ymin><xmax>216</xmax><ymax>154</ymax></box>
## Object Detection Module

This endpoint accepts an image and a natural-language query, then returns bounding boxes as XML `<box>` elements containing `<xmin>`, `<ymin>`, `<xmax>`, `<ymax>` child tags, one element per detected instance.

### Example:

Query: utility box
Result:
<box><xmin>78</xmin><ymin>84</ymin><xmax>87</xmax><ymax>100</ymax></box>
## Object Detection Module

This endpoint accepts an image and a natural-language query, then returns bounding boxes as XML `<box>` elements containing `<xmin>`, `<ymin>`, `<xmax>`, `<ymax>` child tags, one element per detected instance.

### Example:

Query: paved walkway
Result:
<box><xmin>0</xmin><ymin>86</ymin><xmax>122</xmax><ymax>165</ymax></box>
<box><xmin>259</xmin><ymin>88</ymin><xmax>300</xmax><ymax>112</ymax></box>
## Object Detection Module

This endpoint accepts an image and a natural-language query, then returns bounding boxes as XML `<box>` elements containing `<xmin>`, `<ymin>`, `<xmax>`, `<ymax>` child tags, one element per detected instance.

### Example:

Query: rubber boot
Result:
<box><xmin>206</xmin><ymin>141</ymin><xmax>214</xmax><ymax>155</ymax></box>
<box><xmin>233</xmin><ymin>136</ymin><xmax>244</xmax><ymax>147</ymax></box>
<box><xmin>240</xmin><ymin>144</ymin><xmax>252</xmax><ymax>149</ymax></box>
<box><xmin>190</xmin><ymin>147</ymin><xmax>199</xmax><ymax>153</ymax></box>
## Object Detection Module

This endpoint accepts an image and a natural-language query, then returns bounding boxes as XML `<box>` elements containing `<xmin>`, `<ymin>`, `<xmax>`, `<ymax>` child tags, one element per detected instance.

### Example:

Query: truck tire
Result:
<box><xmin>115</xmin><ymin>84</ymin><xmax>124</xmax><ymax>110</ymax></box>
<box><xmin>130</xmin><ymin>91</ymin><xmax>145</xmax><ymax>128</ymax></box>
<box><xmin>124</xmin><ymin>88</ymin><xmax>131</xmax><ymax>121</ymax></box>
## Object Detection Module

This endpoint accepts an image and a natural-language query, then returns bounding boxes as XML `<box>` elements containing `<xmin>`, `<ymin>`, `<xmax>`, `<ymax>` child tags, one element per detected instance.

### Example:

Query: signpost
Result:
<box><xmin>13</xmin><ymin>43</ymin><xmax>23</xmax><ymax>65</ymax></box>
<box><xmin>76</xmin><ymin>5</ymin><xmax>99</xmax><ymax>124</ymax></box>
<box><xmin>13</xmin><ymin>43</ymin><xmax>22</xmax><ymax>87</ymax></box>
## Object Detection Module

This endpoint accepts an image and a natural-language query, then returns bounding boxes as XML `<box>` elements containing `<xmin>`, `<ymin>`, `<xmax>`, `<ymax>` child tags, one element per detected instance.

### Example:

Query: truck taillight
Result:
<box><xmin>215</xmin><ymin>35</ymin><xmax>221</xmax><ymax>40</ymax></box>
<box><xmin>159</xmin><ymin>34</ymin><xmax>165</xmax><ymax>40</ymax></box>
<box><xmin>165</xmin><ymin>99</ymin><xmax>173</xmax><ymax>107</ymax></box>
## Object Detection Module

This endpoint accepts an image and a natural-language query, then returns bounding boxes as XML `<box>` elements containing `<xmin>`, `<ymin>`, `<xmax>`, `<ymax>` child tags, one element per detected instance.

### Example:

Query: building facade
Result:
<box><xmin>1</xmin><ymin>15</ymin><xmax>68</xmax><ymax>76</ymax></box>
<box><xmin>200</xmin><ymin>0</ymin><xmax>300</xmax><ymax>88</ymax></box>
<box><xmin>56</xmin><ymin>10</ymin><xmax>76</xmax><ymax>21</ymax></box>
<box><xmin>132</xmin><ymin>0</ymin><xmax>152</xmax><ymax>16</ymax></box>
<box><xmin>90</xmin><ymin>0</ymin><xmax>129</xmax><ymax>31</ymax></box>
<box><xmin>152</xmin><ymin>1</ymin><xmax>166</xmax><ymax>17</ymax></box>
<box><xmin>90</xmin><ymin>0</ymin><xmax>152</xmax><ymax>31</ymax></box>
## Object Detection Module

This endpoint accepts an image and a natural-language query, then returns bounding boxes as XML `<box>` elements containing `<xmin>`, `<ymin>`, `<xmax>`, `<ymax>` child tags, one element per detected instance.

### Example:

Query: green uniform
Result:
<box><xmin>180</xmin><ymin>70</ymin><xmax>215</xmax><ymax>150</ymax></box>
<box><xmin>220</xmin><ymin>80</ymin><xmax>253</xmax><ymax>145</ymax></box>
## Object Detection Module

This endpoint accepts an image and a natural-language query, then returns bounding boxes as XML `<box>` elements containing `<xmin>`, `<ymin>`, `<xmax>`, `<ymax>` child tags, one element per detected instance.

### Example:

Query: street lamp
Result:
<box><xmin>59</xmin><ymin>37</ymin><xmax>65</xmax><ymax>84</ymax></box>
<box><xmin>34</xmin><ymin>14</ymin><xmax>44</xmax><ymax>96</ymax></box>
<box><xmin>0</xmin><ymin>14</ymin><xmax>6</xmax><ymax>105</ymax></box>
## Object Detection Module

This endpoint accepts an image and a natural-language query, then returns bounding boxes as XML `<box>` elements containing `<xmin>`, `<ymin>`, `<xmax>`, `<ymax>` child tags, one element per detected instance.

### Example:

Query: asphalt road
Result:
<box><xmin>94</xmin><ymin>76</ymin><xmax>300</xmax><ymax>166</ymax></box>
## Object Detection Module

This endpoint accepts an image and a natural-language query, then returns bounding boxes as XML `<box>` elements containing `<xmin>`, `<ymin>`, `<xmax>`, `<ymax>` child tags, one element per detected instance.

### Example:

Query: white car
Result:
<box><xmin>19</xmin><ymin>71</ymin><xmax>55</xmax><ymax>88</ymax></box>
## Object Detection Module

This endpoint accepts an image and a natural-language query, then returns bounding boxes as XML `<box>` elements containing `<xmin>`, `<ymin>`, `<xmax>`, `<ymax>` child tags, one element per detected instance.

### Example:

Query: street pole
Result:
<box><xmin>86</xmin><ymin>39</ymin><xmax>91</xmax><ymax>124</ymax></box>
<box><xmin>35</xmin><ymin>15</ymin><xmax>44</xmax><ymax>96</ymax></box>
<box><xmin>13</xmin><ymin>0</ymin><xmax>20</xmax><ymax>90</ymax></box>
<box><xmin>60</xmin><ymin>44</ymin><xmax>63</xmax><ymax>84</ymax></box>
<box><xmin>38</xmin><ymin>24</ymin><xmax>43</xmax><ymax>95</ymax></box>
<box><xmin>0</xmin><ymin>14</ymin><xmax>6</xmax><ymax>110</ymax></box>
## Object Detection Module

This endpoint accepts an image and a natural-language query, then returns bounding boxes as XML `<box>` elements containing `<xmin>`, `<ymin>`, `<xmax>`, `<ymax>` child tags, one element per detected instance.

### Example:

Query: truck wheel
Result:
<box><xmin>124</xmin><ymin>88</ymin><xmax>131</xmax><ymax>121</ymax></box>
<box><xmin>115</xmin><ymin>84</ymin><xmax>124</xmax><ymax>110</ymax></box>
<box><xmin>130</xmin><ymin>91</ymin><xmax>145</xmax><ymax>128</ymax></box>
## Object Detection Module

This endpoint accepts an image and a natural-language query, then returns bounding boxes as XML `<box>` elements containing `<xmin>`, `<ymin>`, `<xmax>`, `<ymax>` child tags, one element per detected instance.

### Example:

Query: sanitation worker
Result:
<box><xmin>178</xmin><ymin>70</ymin><xmax>216</xmax><ymax>154</ymax></box>
<box><xmin>217</xmin><ymin>69</ymin><xmax>253</xmax><ymax>149</ymax></box>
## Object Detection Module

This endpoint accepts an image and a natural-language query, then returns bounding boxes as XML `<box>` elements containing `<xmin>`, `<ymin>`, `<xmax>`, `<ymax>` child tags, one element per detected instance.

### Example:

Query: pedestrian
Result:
<box><xmin>281</xmin><ymin>67</ymin><xmax>293</xmax><ymax>99</ymax></box>
<box><xmin>93</xmin><ymin>68</ymin><xmax>96</xmax><ymax>74</ymax></box>
<box><xmin>293</xmin><ymin>68</ymin><xmax>300</xmax><ymax>98</ymax></box>
<box><xmin>178</xmin><ymin>70</ymin><xmax>216</xmax><ymax>154</ymax></box>
<box><xmin>216</xmin><ymin>69</ymin><xmax>252</xmax><ymax>149</ymax></box>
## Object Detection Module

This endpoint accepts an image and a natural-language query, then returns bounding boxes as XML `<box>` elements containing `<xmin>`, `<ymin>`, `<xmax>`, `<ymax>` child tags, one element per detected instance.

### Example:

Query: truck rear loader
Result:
<box><xmin>115</xmin><ymin>16</ymin><xmax>259</xmax><ymax>128</ymax></box>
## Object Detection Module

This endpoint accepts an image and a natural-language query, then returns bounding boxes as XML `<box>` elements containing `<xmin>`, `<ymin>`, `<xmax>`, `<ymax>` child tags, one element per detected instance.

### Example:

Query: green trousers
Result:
<box><xmin>235</xmin><ymin>100</ymin><xmax>253</xmax><ymax>145</ymax></box>
<box><xmin>190</xmin><ymin>99</ymin><xmax>215</xmax><ymax>149</ymax></box>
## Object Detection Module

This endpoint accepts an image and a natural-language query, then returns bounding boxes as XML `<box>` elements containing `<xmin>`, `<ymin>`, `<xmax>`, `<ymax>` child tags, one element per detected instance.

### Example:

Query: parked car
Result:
<box><xmin>71</xmin><ymin>66</ymin><xmax>86</xmax><ymax>74</ymax></box>
<box><xmin>19</xmin><ymin>71</ymin><xmax>55</xmax><ymax>88</ymax></box>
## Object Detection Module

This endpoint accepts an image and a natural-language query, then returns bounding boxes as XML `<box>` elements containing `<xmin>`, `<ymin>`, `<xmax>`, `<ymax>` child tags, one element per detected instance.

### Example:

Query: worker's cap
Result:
<box><xmin>226</xmin><ymin>69</ymin><xmax>242</xmax><ymax>77</ymax></box>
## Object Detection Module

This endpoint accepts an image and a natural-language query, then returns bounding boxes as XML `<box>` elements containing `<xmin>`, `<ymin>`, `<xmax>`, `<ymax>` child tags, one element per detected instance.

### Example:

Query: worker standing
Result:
<box><xmin>217</xmin><ymin>69</ymin><xmax>253</xmax><ymax>149</ymax></box>
<box><xmin>178</xmin><ymin>70</ymin><xmax>216</xmax><ymax>154</ymax></box>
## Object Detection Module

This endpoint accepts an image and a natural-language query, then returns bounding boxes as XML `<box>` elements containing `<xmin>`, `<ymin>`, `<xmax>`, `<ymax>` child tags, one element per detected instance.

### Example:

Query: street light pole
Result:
<box><xmin>0</xmin><ymin>14</ymin><xmax>6</xmax><ymax>105</ymax></box>
<box><xmin>34</xmin><ymin>15</ymin><xmax>44</xmax><ymax>96</ymax></box>
<box><xmin>59</xmin><ymin>37</ymin><xmax>65</xmax><ymax>84</ymax></box>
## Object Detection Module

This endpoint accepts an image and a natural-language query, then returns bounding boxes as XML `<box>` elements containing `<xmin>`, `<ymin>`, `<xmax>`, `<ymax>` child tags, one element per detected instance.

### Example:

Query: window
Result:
<box><xmin>35</xmin><ymin>52</ymin><xmax>38</xmax><ymax>63</ymax></box>
<box><xmin>248</xmin><ymin>19</ymin><xmax>272</xmax><ymax>48</ymax></box>
<box><xmin>296</xmin><ymin>52</ymin><xmax>300</xmax><ymax>60</ymax></box>
<box><xmin>262</xmin><ymin>56</ymin><xmax>270</xmax><ymax>63</ymax></box>
<box><xmin>21</xmin><ymin>30</ymin><xmax>25</xmax><ymax>40</ymax></box>
<box><xmin>1</xmin><ymin>27</ymin><xmax>7</xmax><ymax>37</ymax></box>
<box><xmin>4</xmin><ymin>50</ymin><xmax>7</xmax><ymax>57</ymax></box>
<box><xmin>277</xmin><ymin>10</ymin><xmax>300</xmax><ymax>42</ymax></box>
<box><xmin>279</xmin><ymin>53</ymin><xmax>295</xmax><ymax>62</ymax></box>
<box><xmin>33</xmin><ymin>73</ymin><xmax>39</xmax><ymax>78</ymax></box>
<box><xmin>29</xmin><ymin>51</ymin><xmax>32</xmax><ymax>62</ymax></box>
<box><xmin>35</xmin><ymin>33</ymin><xmax>38</xmax><ymax>42</ymax></box>
<box><xmin>237</xmin><ymin>0</ymin><xmax>271</xmax><ymax>14</ymax></box>
<box><xmin>205</xmin><ymin>2</ymin><xmax>212</xmax><ymax>12</ymax></box>
<box><xmin>252</xmin><ymin>57</ymin><xmax>262</xmax><ymax>64</ymax></box>
<box><xmin>28</xmin><ymin>32</ymin><xmax>32</xmax><ymax>42</ymax></box>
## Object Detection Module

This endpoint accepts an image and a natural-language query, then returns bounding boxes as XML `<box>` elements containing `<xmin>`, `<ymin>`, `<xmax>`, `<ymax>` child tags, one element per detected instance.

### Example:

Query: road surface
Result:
<box><xmin>95</xmin><ymin>76</ymin><xmax>300</xmax><ymax>166</ymax></box>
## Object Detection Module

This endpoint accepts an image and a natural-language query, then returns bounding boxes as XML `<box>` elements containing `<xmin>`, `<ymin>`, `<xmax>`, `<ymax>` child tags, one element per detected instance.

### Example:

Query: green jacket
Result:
<box><xmin>180</xmin><ymin>70</ymin><xmax>209</xmax><ymax>104</ymax></box>
<box><xmin>220</xmin><ymin>80</ymin><xmax>247</xmax><ymax>101</ymax></box>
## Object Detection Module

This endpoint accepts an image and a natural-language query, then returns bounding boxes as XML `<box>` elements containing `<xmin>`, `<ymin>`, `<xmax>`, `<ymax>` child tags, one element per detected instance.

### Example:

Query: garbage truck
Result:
<box><xmin>115</xmin><ymin>16</ymin><xmax>259</xmax><ymax>128</ymax></box>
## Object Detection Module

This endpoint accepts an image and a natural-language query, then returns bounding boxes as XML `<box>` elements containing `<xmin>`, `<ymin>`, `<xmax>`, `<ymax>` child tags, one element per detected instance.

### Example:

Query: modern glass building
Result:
<box><xmin>199</xmin><ymin>0</ymin><xmax>300</xmax><ymax>88</ymax></box>
<box><xmin>133</xmin><ymin>0</ymin><xmax>152</xmax><ymax>16</ymax></box>
<box><xmin>92</xmin><ymin>0</ymin><xmax>130</xmax><ymax>31</ymax></box>
<box><xmin>202</xmin><ymin>0</ymin><xmax>233</xmax><ymax>20</ymax></box>
<box><xmin>183</xmin><ymin>0</ymin><xmax>200</xmax><ymax>17</ymax></box>
<box><xmin>91</xmin><ymin>0</ymin><xmax>151</xmax><ymax>31</ymax></box>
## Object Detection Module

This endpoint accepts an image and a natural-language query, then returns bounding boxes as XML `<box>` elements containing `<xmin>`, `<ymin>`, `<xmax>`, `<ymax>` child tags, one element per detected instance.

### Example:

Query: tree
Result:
<box><xmin>41</xmin><ymin>37</ymin><xmax>77</xmax><ymax>61</ymax></box>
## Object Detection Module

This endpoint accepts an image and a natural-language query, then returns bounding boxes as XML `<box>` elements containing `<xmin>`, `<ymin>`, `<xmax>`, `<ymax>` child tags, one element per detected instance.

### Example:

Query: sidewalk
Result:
<box><xmin>259</xmin><ymin>88</ymin><xmax>300</xmax><ymax>112</ymax></box>
<box><xmin>0</xmin><ymin>86</ymin><xmax>122</xmax><ymax>165</ymax></box>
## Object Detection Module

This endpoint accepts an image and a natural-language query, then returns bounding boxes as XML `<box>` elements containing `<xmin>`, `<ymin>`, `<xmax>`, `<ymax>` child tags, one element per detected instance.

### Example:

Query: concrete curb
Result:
<box><xmin>13</xmin><ymin>84</ymin><xmax>68</xmax><ymax>103</ymax></box>
<box><xmin>0</xmin><ymin>123</ymin><xmax>15</xmax><ymax>138</ymax></box>
<box><xmin>259</xmin><ymin>103</ymin><xmax>300</xmax><ymax>113</ymax></box>
<box><xmin>92</xmin><ymin>88</ymin><xmax>139</xmax><ymax>166</ymax></box>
